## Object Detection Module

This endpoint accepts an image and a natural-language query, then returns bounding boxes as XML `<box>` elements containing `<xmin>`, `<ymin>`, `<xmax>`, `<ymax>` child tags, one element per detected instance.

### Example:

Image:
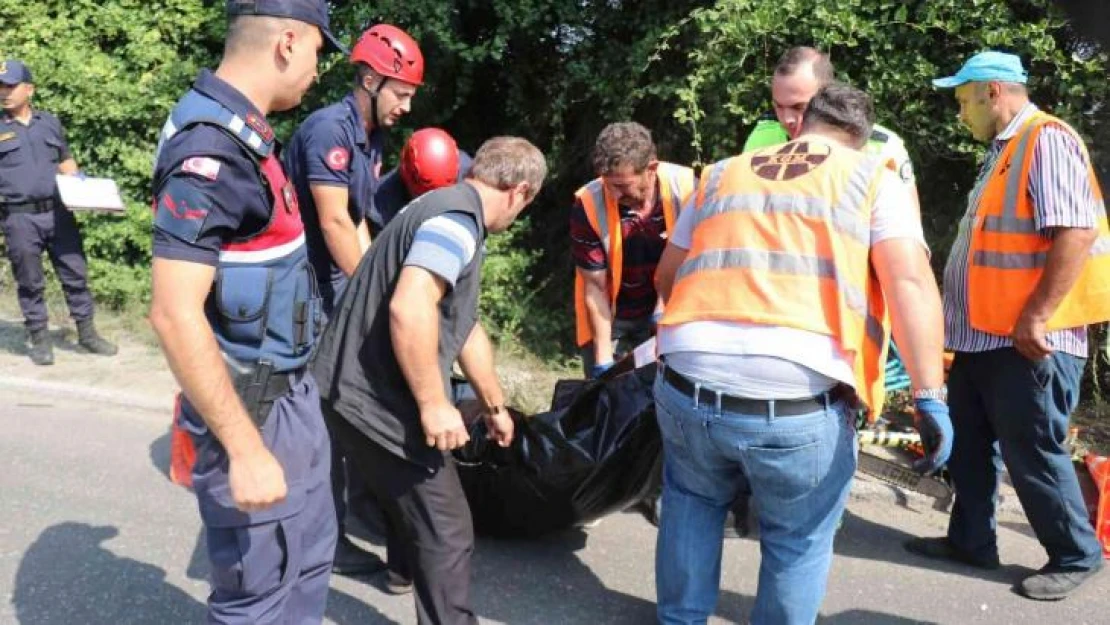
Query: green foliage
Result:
<box><xmin>661</xmin><ymin>0</ymin><xmax>1108</xmax><ymax>254</ymax></box>
<box><xmin>477</xmin><ymin>218</ymin><xmax>558</xmax><ymax>353</ymax></box>
<box><xmin>0</xmin><ymin>0</ymin><xmax>225</xmax><ymax>307</ymax></box>
<box><xmin>1</xmin><ymin>0</ymin><xmax>1107</xmax><ymax>383</ymax></box>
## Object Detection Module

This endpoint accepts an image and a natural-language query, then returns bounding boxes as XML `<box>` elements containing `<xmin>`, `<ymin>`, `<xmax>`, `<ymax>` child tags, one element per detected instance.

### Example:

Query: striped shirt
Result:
<box><xmin>404</xmin><ymin>211</ymin><xmax>480</xmax><ymax>287</ymax></box>
<box><xmin>943</xmin><ymin>103</ymin><xmax>1102</xmax><ymax>357</ymax></box>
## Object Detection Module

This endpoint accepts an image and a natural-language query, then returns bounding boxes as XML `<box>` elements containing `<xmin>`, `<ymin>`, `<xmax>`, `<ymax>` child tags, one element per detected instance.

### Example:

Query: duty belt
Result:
<box><xmin>661</xmin><ymin>364</ymin><xmax>848</xmax><ymax>417</ymax></box>
<box><xmin>0</xmin><ymin>198</ymin><xmax>57</xmax><ymax>216</ymax></box>
<box><xmin>225</xmin><ymin>356</ymin><xmax>304</xmax><ymax>428</ymax></box>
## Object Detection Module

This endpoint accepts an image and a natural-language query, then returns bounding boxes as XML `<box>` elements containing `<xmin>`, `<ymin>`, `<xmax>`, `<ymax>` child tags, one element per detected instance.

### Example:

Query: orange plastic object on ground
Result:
<box><xmin>1085</xmin><ymin>453</ymin><xmax>1110</xmax><ymax>558</ymax></box>
<box><xmin>169</xmin><ymin>393</ymin><xmax>196</xmax><ymax>488</ymax></box>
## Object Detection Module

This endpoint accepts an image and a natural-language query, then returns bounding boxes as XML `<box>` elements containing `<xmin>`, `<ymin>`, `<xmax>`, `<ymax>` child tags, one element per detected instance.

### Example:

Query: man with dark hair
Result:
<box><xmin>148</xmin><ymin>1</ymin><xmax>344</xmax><ymax>621</ymax></box>
<box><xmin>800</xmin><ymin>81</ymin><xmax>876</xmax><ymax>147</ymax></box>
<box><xmin>744</xmin><ymin>46</ymin><xmax>919</xmax><ymax>213</ymax></box>
<box><xmin>652</xmin><ymin>83</ymin><xmax>951</xmax><ymax>624</ymax></box>
<box><xmin>313</xmin><ymin>136</ymin><xmax>546</xmax><ymax>625</ymax></box>
<box><xmin>570</xmin><ymin>121</ymin><xmax>694</xmax><ymax>378</ymax></box>
<box><xmin>283</xmin><ymin>21</ymin><xmax>425</xmax><ymax>580</ymax></box>
<box><xmin>284</xmin><ymin>24</ymin><xmax>423</xmax><ymax>316</ymax></box>
<box><xmin>0</xmin><ymin>59</ymin><xmax>117</xmax><ymax>365</ymax></box>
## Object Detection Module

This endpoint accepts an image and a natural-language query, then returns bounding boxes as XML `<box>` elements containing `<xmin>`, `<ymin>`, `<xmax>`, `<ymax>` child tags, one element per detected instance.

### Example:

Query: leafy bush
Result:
<box><xmin>1</xmin><ymin>0</ymin><xmax>1106</xmax><ymax>377</ymax></box>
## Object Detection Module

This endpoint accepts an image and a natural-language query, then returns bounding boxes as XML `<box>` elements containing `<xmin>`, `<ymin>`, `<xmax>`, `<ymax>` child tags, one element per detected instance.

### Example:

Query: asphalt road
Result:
<box><xmin>0</xmin><ymin>392</ymin><xmax>1106</xmax><ymax>625</ymax></box>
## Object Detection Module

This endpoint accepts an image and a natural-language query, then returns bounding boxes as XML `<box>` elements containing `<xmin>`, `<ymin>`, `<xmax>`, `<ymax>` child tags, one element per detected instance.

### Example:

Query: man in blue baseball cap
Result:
<box><xmin>149</xmin><ymin>1</ymin><xmax>347</xmax><ymax>621</ymax></box>
<box><xmin>905</xmin><ymin>50</ymin><xmax>1109</xmax><ymax>601</ymax></box>
<box><xmin>0</xmin><ymin>58</ymin><xmax>117</xmax><ymax>365</ymax></box>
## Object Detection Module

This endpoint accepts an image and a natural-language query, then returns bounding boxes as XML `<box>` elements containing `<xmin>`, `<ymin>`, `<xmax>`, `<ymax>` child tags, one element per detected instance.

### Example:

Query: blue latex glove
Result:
<box><xmin>589</xmin><ymin>361</ymin><xmax>614</xmax><ymax>380</ymax></box>
<box><xmin>912</xmin><ymin>397</ymin><xmax>953</xmax><ymax>475</ymax></box>
<box><xmin>74</xmin><ymin>170</ymin><xmax>87</xmax><ymax>180</ymax></box>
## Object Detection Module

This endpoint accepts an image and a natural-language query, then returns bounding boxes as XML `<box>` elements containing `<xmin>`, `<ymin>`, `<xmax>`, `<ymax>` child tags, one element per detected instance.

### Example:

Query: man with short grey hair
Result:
<box><xmin>313</xmin><ymin>136</ymin><xmax>546</xmax><ymax>625</ymax></box>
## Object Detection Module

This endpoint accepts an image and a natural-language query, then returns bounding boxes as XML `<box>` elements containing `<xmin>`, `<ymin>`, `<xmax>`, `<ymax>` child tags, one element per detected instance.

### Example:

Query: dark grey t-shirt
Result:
<box><xmin>312</xmin><ymin>182</ymin><xmax>486</xmax><ymax>469</ymax></box>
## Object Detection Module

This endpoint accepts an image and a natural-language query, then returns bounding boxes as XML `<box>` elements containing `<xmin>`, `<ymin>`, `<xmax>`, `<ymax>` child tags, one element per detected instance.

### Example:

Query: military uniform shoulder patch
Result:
<box><xmin>153</xmin><ymin>177</ymin><xmax>211</xmax><ymax>244</ymax></box>
<box><xmin>326</xmin><ymin>147</ymin><xmax>350</xmax><ymax>171</ymax></box>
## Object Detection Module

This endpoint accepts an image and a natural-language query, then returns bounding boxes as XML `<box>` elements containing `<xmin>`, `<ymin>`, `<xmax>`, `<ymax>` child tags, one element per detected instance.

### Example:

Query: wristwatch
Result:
<box><xmin>912</xmin><ymin>387</ymin><xmax>948</xmax><ymax>403</ymax></box>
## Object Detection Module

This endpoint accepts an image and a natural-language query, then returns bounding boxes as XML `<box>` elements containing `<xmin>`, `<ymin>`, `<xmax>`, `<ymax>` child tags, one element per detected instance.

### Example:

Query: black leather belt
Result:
<box><xmin>662</xmin><ymin>365</ymin><xmax>846</xmax><ymax>417</ymax></box>
<box><xmin>0</xmin><ymin>199</ymin><xmax>57</xmax><ymax>215</ymax></box>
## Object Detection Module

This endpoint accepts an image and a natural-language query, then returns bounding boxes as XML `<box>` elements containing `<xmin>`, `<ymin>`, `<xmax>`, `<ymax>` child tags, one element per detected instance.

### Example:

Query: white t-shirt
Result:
<box><xmin>660</xmin><ymin>146</ymin><xmax>927</xmax><ymax>399</ymax></box>
<box><xmin>869</xmin><ymin>122</ymin><xmax>916</xmax><ymax>185</ymax></box>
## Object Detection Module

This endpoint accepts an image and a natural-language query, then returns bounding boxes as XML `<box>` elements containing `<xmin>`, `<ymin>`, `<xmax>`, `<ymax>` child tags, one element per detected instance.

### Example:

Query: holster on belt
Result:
<box><xmin>224</xmin><ymin>356</ymin><xmax>290</xmax><ymax>428</ymax></box>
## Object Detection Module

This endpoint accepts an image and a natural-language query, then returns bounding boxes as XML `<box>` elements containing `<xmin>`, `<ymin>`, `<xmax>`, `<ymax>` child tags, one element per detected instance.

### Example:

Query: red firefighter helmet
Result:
<box><xmin>350</xmin><ymin>24</ymin><xmax>424</xmax><ymax>86</ymax></box>
<box><xmin>401</xmin><ymin>128</ymin><xmax>461</xmax><ymax>197</ymax></box>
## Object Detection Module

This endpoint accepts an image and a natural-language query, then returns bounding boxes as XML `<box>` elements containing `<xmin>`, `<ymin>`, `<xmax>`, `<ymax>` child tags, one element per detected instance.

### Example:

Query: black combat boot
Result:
<box><xmin>77</xmin><ymin>320</ymin><xmax>118</xmax><ymax>356</ymax></box>
<box><xmin>28</xmin><ymin>328</ymin><xmax>54</xmax><ymax>366</ymax></box>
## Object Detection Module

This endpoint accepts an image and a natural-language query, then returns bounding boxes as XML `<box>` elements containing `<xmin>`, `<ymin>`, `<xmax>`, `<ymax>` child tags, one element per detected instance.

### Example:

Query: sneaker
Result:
<box><xmin>331</xmin><ymin>535</ymin><xmax>385</xmax><ymax>577</ymax></box>
<box><xmin>1019</xmin><ymin>560</ymin><xmax>1105</xmax><ymax>601</ymax></box>
<box><xmin>904</xmin><ymin>536</ymin><xmax>1000</xmax><ymax>570</ymax></box>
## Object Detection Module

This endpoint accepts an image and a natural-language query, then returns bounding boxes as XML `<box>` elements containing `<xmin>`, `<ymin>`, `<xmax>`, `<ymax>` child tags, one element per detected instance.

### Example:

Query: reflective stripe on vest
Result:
<box><xmin>572</xmin><ymin>162</ymin><xmax>694</xmax><ymax>346</ymax></box>
<box><xmin>662</xmin><ymin>142</ymin><xmax>891</xmax><ymax>414</ymax></box>
<box><xmin>968</xmin><ymin>112</ymin><xmax>1110</xmax><ymax>334</ymax></box>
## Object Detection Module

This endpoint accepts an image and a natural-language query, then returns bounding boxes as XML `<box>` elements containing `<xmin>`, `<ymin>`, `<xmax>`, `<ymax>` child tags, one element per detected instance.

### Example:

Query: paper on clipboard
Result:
<box><xmin>55</xmin><ymin>174</ymin><xmax>126</xmax><ymax>213</ymax></box>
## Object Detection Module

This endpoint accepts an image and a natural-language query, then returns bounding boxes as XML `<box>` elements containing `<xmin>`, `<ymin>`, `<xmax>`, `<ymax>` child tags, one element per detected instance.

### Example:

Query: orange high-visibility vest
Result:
<box><xmin>968</xmin><ymin>112</ymin><xmax>1110</xmax><ymax>334</ymax></box>
<box><xmin>573</xmin><ymin>162</ymin><xmax>695</xmax><ymax>347</ymax></box>
<box><xmin>660</xmin><ymin>140</ymin><xmax>893</xmax><ymax>415</ymax></box>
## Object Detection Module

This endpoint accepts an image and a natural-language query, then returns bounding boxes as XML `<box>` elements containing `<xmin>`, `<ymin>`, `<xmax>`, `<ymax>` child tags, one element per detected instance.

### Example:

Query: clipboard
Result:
<box><xmin>55</xmin><ymin>174</ymin><xmax>126</xmax><ymax>213</ymax></box>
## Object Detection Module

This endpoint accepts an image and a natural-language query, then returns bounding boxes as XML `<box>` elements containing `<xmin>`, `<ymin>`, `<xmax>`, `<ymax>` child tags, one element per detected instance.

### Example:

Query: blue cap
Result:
<box><xmin>932</xmin><ymin>51</ymin><xmax>1028</xmax><ymax>88</ymax></box>
<box><xmin>226</xmin><ymin>0</ymin><xmax>347</xmax><ymax>54</ymax></box>
<box><xmin>0</xmin><ymin>59</ymin><xmax>32</xmax><ymax>86</ymax></box>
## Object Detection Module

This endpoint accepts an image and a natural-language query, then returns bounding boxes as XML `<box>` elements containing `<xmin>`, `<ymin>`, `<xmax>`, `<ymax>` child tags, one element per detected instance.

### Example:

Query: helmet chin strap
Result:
<box><xmin>360</xmin><ymin>74</ymin><xmax>388</xmax><ymax>130</ymax></box>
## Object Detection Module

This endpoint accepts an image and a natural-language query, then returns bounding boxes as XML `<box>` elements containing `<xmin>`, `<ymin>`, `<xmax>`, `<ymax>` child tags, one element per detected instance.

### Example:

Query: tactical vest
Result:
<box><xmin>660</xmin><ymin>139</ymin><xmax>892</xmax><ymax>416</ymax></box>
<box><xmin>154</xmin><ymin>90</ymin><xmax>322</xmax><ymax>372</ymax></box>
<box><xmin>572</xmin><ymin>162</ymin><xmax>695</xmax><ymax>347</ymax></box>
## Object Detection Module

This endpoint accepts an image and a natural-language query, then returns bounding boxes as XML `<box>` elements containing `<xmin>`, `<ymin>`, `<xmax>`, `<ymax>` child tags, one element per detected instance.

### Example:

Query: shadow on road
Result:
<box><xmin>12</xmin><ymin>522</ymin><xmax>205</xmax><ymax>625</ymax></box>
<box><xmin>0</xmin><ymin>318</ymin><xmax>27</xmax><ymax>357</ymax></box>
<box><xmin>834</xmin><ymin>509</ymin><xmax>1029</xmax><ymax>586</ymax></box>
<box><xmin>473</xmin><ymin>528</ymin><xmax>656</xmax><ymax>624</ymax></box>
<box><xmin>149</xmin><ymin>429</ymin><xmax>172</xmax><ymax>481</ymax></box>
<box><xmin>0</xmin><ymin>318</ymin><xmax>85</xmax><ymax>358</ymax></box>
<box><xmin>719</xmin><ymin>589</ymin><xmax>939</xmax><ymax>624</ymax></box>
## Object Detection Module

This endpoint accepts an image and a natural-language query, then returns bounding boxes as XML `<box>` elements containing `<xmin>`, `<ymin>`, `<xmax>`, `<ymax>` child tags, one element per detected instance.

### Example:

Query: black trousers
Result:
<box><xmin>1</xmin><ymin>207</ymin><xmax>94</xmax><ymax>331</ymax></box>
<box><xmin>328</xmin><ymin>411</ymin><xmax>477</xmax><ymax>625</ymax></box>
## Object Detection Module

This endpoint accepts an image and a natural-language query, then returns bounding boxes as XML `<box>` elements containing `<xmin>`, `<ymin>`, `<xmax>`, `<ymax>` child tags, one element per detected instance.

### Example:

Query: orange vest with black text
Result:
<box><xmin>968</xmin><ymin>112</ymin><xmax>1110</xmax><ymax>334</ymax></box>
<box><xmin>573</xmin><ymin>162</ymin><xmax>695</xmax><ymax>347</ymax></box>
<box><xmin>659</xmin><ymin>139</ymin><xmax>892</xmax><ymax>415</ymax></box>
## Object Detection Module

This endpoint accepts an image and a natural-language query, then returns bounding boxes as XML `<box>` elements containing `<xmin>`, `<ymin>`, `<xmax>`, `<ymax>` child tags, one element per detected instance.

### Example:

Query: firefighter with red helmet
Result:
<box><xmin>372</xmin><ymin>127</ymin><xmax>473</xmax><ymax>233</ymax></box>
<box><xmin>283</xmin><ymin>23</ymin><xmax>424</xmax><ymax>585</ymax></box>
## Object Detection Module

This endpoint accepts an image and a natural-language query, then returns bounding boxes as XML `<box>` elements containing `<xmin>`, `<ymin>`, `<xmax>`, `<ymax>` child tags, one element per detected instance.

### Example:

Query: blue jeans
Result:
<box><xmin>946</xmin><ymin>348</ymin><xmax>1101</xmax><ymax>570</ymax></box>
<box><xmin>653</xmin><ymin>370</ymin><xmax>857</xmax><ymax>625</ymax></box>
